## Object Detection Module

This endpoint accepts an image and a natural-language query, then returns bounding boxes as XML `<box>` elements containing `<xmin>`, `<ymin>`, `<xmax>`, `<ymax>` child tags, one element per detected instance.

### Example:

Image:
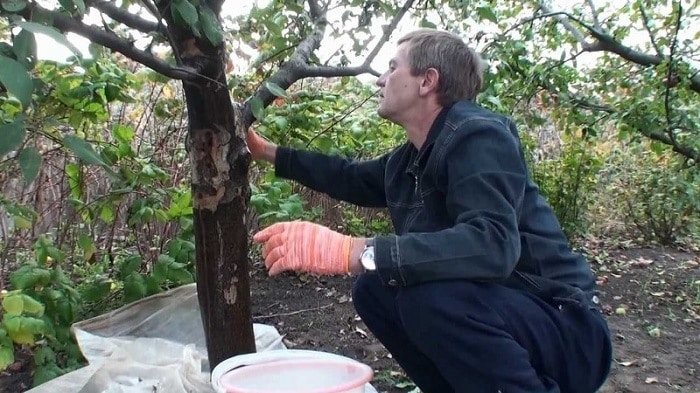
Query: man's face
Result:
<box><xmin>376</xmin><ymin>42</ymin><xmax>423</xmax><ymax>124</ymax></box>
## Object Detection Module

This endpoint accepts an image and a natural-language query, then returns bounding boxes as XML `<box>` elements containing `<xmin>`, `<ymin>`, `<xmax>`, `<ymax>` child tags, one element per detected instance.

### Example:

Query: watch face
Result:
<box><xmin>361</xmin><ymin>246</ymin><xmax>376</xmax><ymax>271</ymax></box>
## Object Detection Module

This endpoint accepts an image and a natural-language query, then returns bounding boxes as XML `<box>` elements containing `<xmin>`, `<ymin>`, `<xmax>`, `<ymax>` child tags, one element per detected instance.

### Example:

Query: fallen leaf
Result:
<box><xmin>338</xmin><ymin>295</ymin><xmax>350</xmax><ymax>303</ymax></box>
<box><xmin>619</xmin><ymin>360</ymin><xmax>637</xmax><ymax>367</ymax></box>
<box><xmin>630</xmin><ymin>257</ymin><xmax>654</xmax><ymax>268</ymax></box>
<box><xmin>648</xmin><ymin>327</ymin><xmax>661</xmax><ymax>337</ymax></box>
<box><xmin>354</xmin><ymin>327</ymin><xmax>368</xmax><ymax>338</ymax></box>
<box><xmin>645</xmin><ymin>377</ymin><xmax>658</xmax><ymax>384</ymax></box>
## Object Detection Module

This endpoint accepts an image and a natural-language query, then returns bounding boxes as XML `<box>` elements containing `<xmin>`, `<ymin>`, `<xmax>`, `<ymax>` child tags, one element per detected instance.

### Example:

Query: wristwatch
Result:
<box><xmin>359</xmin><ymin>238</ymin><xmax>376</xmax><ymax>272</ymax></box>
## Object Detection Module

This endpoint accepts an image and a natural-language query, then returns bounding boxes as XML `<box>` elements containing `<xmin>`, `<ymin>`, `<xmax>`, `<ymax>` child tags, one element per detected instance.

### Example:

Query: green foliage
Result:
<box><xmin>600</xmin><ymin>146</ymin><xmax>700</xmax><ymax>245</ymax></box>
<box><xmin>340</xmin><ymin>207</ymin><xmax>392</xmax><ymax>237</ymax></box>
<box><xmin>251</xmin><ymin>173</ymin><xmax>323</xmax><ymax>225</ymax></box>
<box><xmin>521</xmin><ymin>131</ymin><xmax>603</xmax><ymax>238</ymax></box>
<box><xmin>0</xmin><ymin>238</ymin><xmax>85</xmax><ymax>383</ymax></box>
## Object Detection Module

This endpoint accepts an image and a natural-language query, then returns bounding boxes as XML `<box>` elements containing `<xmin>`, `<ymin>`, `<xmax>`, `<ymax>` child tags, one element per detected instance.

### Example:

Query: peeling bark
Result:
<box><xmin>157</xmin><ymin>2</ymin><xmax>256</xmax><ymax>368</ymax></box>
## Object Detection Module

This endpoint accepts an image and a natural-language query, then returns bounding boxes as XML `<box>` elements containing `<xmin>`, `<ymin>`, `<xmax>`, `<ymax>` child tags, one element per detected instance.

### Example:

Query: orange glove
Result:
<box><xmin>253</xmin><ymin>221</ymin><xmax>353</xmax><ymax>276</ymax></box>
<box><xmin>246</xmin><ymin>127</ymin><xmax>269</xmax><ymax>161</ymax></box>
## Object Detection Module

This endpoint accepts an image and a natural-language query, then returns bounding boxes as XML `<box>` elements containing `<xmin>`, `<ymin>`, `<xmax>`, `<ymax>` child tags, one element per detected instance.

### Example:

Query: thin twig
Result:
<box><xmin>639</xmin><ymin>3</ymin><xmax>663</xmax><ymax>58</ymax></box>
<box><xmin>663</xmin><ymin>1</ymin><xmax>682</xmax><ymax>145</ymax></box>
<box><xmin>306</xmin><ymin>90</ymin><xmax>379</xmax><ymax>148</ymax></box>
<box><xmin>253</xmin><ymin>303</ymin><xmax>334</xmax><ymax>320</ymax></box>
<box><xmin>586</xmin><ymin>0</ymin><xmax>601</xmax><ymax>29</ymax></box>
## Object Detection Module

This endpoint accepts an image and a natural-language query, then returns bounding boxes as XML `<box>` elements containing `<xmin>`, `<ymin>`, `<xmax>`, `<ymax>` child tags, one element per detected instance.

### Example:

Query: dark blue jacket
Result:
<box><xmin>275</xmin><ymin>100</ymin><xmax>596</xmax><ymax>293</ymax></box>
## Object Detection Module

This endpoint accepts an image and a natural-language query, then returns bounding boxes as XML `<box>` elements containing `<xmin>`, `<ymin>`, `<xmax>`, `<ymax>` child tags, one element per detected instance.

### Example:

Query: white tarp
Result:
<box><xmin>26</xmin><ymin>284</ymin><xmax>377</xmax><ymax>393</ymax></box>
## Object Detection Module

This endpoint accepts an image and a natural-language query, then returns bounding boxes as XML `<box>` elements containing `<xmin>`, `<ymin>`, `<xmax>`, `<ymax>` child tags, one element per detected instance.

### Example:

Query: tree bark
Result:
<box><xmin>158</xmin><ymin>5</ymin><xmax>257</xmax><ymax>368</ymax></box>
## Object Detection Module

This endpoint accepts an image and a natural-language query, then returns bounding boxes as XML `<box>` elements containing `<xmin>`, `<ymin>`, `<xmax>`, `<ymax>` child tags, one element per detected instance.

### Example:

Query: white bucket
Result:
<box><xmin>211</xmin><ymin>349</ymin><xmax>374</xmax><ymax>393</ymax></box>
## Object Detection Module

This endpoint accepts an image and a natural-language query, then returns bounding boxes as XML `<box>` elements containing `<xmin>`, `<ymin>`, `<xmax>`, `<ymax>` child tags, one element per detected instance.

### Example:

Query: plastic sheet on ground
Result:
<box><xmin>26</xmin><ymin>284</ymin><xmax>377</xmax><ymax>393</ymax></box>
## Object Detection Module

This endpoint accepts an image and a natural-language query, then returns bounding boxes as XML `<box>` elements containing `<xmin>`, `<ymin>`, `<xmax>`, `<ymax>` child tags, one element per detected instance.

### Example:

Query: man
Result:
<box><xmin>248</xmin><ymin>29</ymin><xmax>612</xmax><ymax>393</ymax></box>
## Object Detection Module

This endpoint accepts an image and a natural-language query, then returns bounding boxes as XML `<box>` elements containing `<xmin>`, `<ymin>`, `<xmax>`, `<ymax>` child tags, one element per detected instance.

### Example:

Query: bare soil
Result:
<box><xmin>248</xmin><ymin>246</ymin><xmax>700</xmax><ymax>393</ymax></box>
<box><xmin>1</xmin><ymin>246</ymin><xmax>698</xmax><ymax>392</ymax></box>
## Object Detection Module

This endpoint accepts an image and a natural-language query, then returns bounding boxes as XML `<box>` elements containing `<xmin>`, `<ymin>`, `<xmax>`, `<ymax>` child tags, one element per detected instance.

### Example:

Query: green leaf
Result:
<box><xmin>168</xmin><ymin>268</ymin><xmax>193</xmax><ymax>284</ymax></box>
<box><xmin>62</xmin><ymin>135</ymin><xmax>108</xmax><ymax>166</ymax></box>
<box><xmin>0</xmin><ymin>120</ymin><xmax>26</xmax><ymax>157</ymax></box>
<box><xmin>20</xmin><ymin>295</ymin><xmax>44</xmax><ymax>316</ymax></box>
<box><xmin>18</xmin><ymin>147</ymin><xmax>41</xmax><ymax>184</ymax></box>
<box><xmin>419</xmin><ymin>19</ymin><xmax>437</xmax><ymax>28</ymax></box>
<box><xmin>477</xmin><ymin>5</ymin><xmax>498</xmax><ymax>23</ymax></box>
<box><xmin>0</xmin><ymin>340</ymin><xmax>14</xmax><ymax>371</ymax></box>
<box><xmin>118</xmin><ymin>255</ymin><xmax>142</xmax><ymax>279</ymax></box>
<box><xmin>172</xmin><ymin>0</ymin><xmax>199</xmax><ymax>28</ymax></box>
<box><xmin>265</xmin><ymin>82</ymin><xmax>288</xmax><ymax>98</ymax></box>
<box><xmin>123</xmin><ymin>273</ymin><xmax>147</xmax><ymax>303</ymax></box>
<box><xmin>250</xmin><ymin>96</ymin><xmax>265</xmax><ymax>120</ymax></box>
<box><xmin>81</xmin><ymin>280</ymin><xmax>111</xmax><ymax>302</ymax></box>
<box><xmin>0</xmin><ymin>55</ymin><xmax>33</xmax><ymax>107</ymax></box>
<box><xmin>2</xmin><ymin>294</ymin><xmax>24</xmax><ymax>315</ymax></box>
<box><xmin>3</xmin><ymin>315</ymin><xmax>44</xmax><ymax>345</ymax></box>
<box><xmin>13</xmin><ymin>29</ymin><xmax>37</xmax><ymax>68</ymax></box>
<box><xmin>199</xmin><ymin>6</ymin><xmax>223</xmax><ymax>46</ymax></box>
<box><xmin>1</xmin><ymin>0</ymin><xmax>27</xmax><ymax>12</ymax></box>
<box><xmin>72</xmin><ymin>0</ymin><xmax>86</xmax><ymax>14</ymax></box>
<box><xmin>77</xmin><ymin>234</ymin><xmax>95</xmax><ymax>261</ymax></box>
<box><xmin>14</xmin><ymin>21</ymin><xmax>82</xmax><ymax>58</ymax></box>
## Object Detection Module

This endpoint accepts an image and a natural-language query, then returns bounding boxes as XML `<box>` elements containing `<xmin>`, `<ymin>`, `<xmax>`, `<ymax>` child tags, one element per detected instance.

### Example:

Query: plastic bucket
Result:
<box><xmin>211</xmin><ymin>349</ymin><xmax>373</xmax><ymax>393</ymax></box>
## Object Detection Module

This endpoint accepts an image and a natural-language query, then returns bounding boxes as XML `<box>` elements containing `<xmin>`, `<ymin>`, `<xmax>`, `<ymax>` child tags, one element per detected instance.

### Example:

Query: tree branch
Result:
<box><xmin>538</xmin><ymin>6</ymin><xmax>589</xmax><ymax>47</ymax></box>
<box><xmin>663</xmin><ymin>2</ymin><xmax>682</xmax><ymax>145</ymax></box>
<box><xmin>362</xmin><ymin>0</ymin><xmax>415</xmax><ymax>68</ymax></box>
<box><xmin>638</xmin><ymin>2</ymin><xmax>663</xmax><ymax>57</ymax></box>
<box><xmin>21</xmin><ymin>3</ymin><xmax>194</xmax><ymax>80</ymax></box>
<box><xmin>585</xmin><ymin>0</ymin><xmax>601</xmax><ymax>29</ymax></box>
<box><xmin>89</xmin><ymin>0</ymin><xmax>167</xmax><ymax>36</ymax></box>
<box><xmin>299</xmin><ymin>64</ymin><xmax>380</xmax><ymax>78</ymax></box>
<box><xmin>241</xmin><ymin>0</ymin><xmax>401</xmax><ymax>128</ymax></box>
<box><xmin>644</xmin><ymin>128</ymin><xmax>699</xmax><ymax>162</ymax></box>
<box><xmin>539</xmin><ymin>3</ymin><xmax>700</xmax><ymax>94</ymax></box>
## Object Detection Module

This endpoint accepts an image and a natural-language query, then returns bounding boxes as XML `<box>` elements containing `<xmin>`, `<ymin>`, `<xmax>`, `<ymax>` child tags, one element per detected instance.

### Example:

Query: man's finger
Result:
<box><xmin>264</xmin><ymin>246</ymin><xmax>286</xmax><ymax>270</ymax></box>
<box><xmin>253</xmin><ymin>222</ymin><xmax>287</xmax><ymax>243</ymax></box>
<box><xmin>268</xmin><ymin>258</ymin><xmax>289</xmax><ymax>276</ymax></box>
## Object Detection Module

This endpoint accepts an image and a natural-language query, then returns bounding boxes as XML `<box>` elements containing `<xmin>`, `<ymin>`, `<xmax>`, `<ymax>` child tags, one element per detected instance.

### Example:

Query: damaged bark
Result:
<box><xmin>157</xmin><ymin>10</ymin><xmax>256</xmax><ymax>368</ymax></box>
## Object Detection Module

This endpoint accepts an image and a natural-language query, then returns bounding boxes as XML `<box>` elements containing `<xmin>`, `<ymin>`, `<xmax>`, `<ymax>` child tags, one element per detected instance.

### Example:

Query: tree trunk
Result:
<box><xmin>185</xmin><ymin>80</ymin><xmax>257</xmax><ymax>367</ymax></box>
<box><xmin>159</xmin><ymin>19</ymin><xmax>257</xmax><ymax>369</ymax></box>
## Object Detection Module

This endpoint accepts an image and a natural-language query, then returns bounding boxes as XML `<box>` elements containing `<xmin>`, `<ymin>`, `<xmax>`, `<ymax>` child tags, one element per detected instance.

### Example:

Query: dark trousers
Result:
<box><xmin>352</xmin><ymin>274</ymin><xmax>612</xmax><ymax>393</ymax></box>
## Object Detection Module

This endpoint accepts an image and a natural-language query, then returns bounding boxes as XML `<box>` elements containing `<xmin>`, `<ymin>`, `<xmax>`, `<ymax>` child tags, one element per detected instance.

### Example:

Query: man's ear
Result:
<box><xmin>420</xmin><ymin>68</ymin><xmax>440</xmax><ymax>96</ymax></box>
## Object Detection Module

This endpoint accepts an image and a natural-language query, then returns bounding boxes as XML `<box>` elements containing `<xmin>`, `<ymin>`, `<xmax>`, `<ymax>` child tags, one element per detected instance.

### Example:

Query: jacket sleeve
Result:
<box><xmin>373</xmin><ymin>119</ymin><xmax>526</xmax><ymax>286</ymax></box>
<box><xmin>274</xmin><ymin>147</ymin><xmax>389</xmax><ymax>208</ymax></box>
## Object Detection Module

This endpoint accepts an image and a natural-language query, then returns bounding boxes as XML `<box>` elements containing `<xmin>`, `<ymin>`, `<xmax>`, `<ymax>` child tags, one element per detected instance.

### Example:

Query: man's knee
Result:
<box><xmin>352</xmin><ymin>273</ymin><xmax>388</xmax><ymax>320</ymax></box>
<box><xmin>396</xmin><ymin>281</ymin><xmax>497</xmax><ymax>339</ymax></box>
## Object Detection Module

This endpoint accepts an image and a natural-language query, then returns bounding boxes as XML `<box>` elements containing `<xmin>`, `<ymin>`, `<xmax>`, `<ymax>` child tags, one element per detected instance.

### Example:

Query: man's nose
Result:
<box><xmin>376</xmin><ymin>74</ymin><xmax>386</xmax><ymax>87</ymax></box>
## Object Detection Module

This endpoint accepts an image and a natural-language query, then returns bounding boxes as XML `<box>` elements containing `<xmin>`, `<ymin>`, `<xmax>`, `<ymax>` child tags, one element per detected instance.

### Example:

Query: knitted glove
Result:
<box><xmin>253</xmin><ymin>221</ymin><xmax>353</xmax><ymax>276</ymax></box>
<box><xmin>246</xmin><ymin>127</ymin><xmax>268</xmax><ymax>161</ymax></box>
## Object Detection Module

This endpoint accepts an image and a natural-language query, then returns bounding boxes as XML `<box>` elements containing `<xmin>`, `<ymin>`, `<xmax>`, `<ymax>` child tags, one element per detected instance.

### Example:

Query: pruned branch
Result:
<box><xmin>89</xmin><ymin>0</ymin><xmax>167</xmax><ymax>36</ymax></box>
<box><xmin>20</xmin><ymin>3</ymin><xmax>194</xmax><ymax>80</ymax></box>
<box><xmin>242</xmin><ymin>0</ymin><xmax>412</xmax><ymax>128</ymax></box>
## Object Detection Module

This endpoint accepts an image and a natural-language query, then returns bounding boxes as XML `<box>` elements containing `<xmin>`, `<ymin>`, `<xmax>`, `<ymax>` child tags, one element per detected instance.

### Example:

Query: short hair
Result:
<box><xmin>397</xmin><ymin>29</ymin><xmax>485</xmax><ymax>105</ymax></box>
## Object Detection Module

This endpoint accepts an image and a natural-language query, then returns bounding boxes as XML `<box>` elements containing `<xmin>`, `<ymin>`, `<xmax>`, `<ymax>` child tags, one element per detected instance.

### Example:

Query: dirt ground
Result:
<box><xmin>247</xmin><ymin>246</ymin><xmax>700</xmax><ymax>393</ymax></box>
<box><xmin>1</xmin><ymin>246</ymin><xmax>698</xmax><ymax>392</ymax></box>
